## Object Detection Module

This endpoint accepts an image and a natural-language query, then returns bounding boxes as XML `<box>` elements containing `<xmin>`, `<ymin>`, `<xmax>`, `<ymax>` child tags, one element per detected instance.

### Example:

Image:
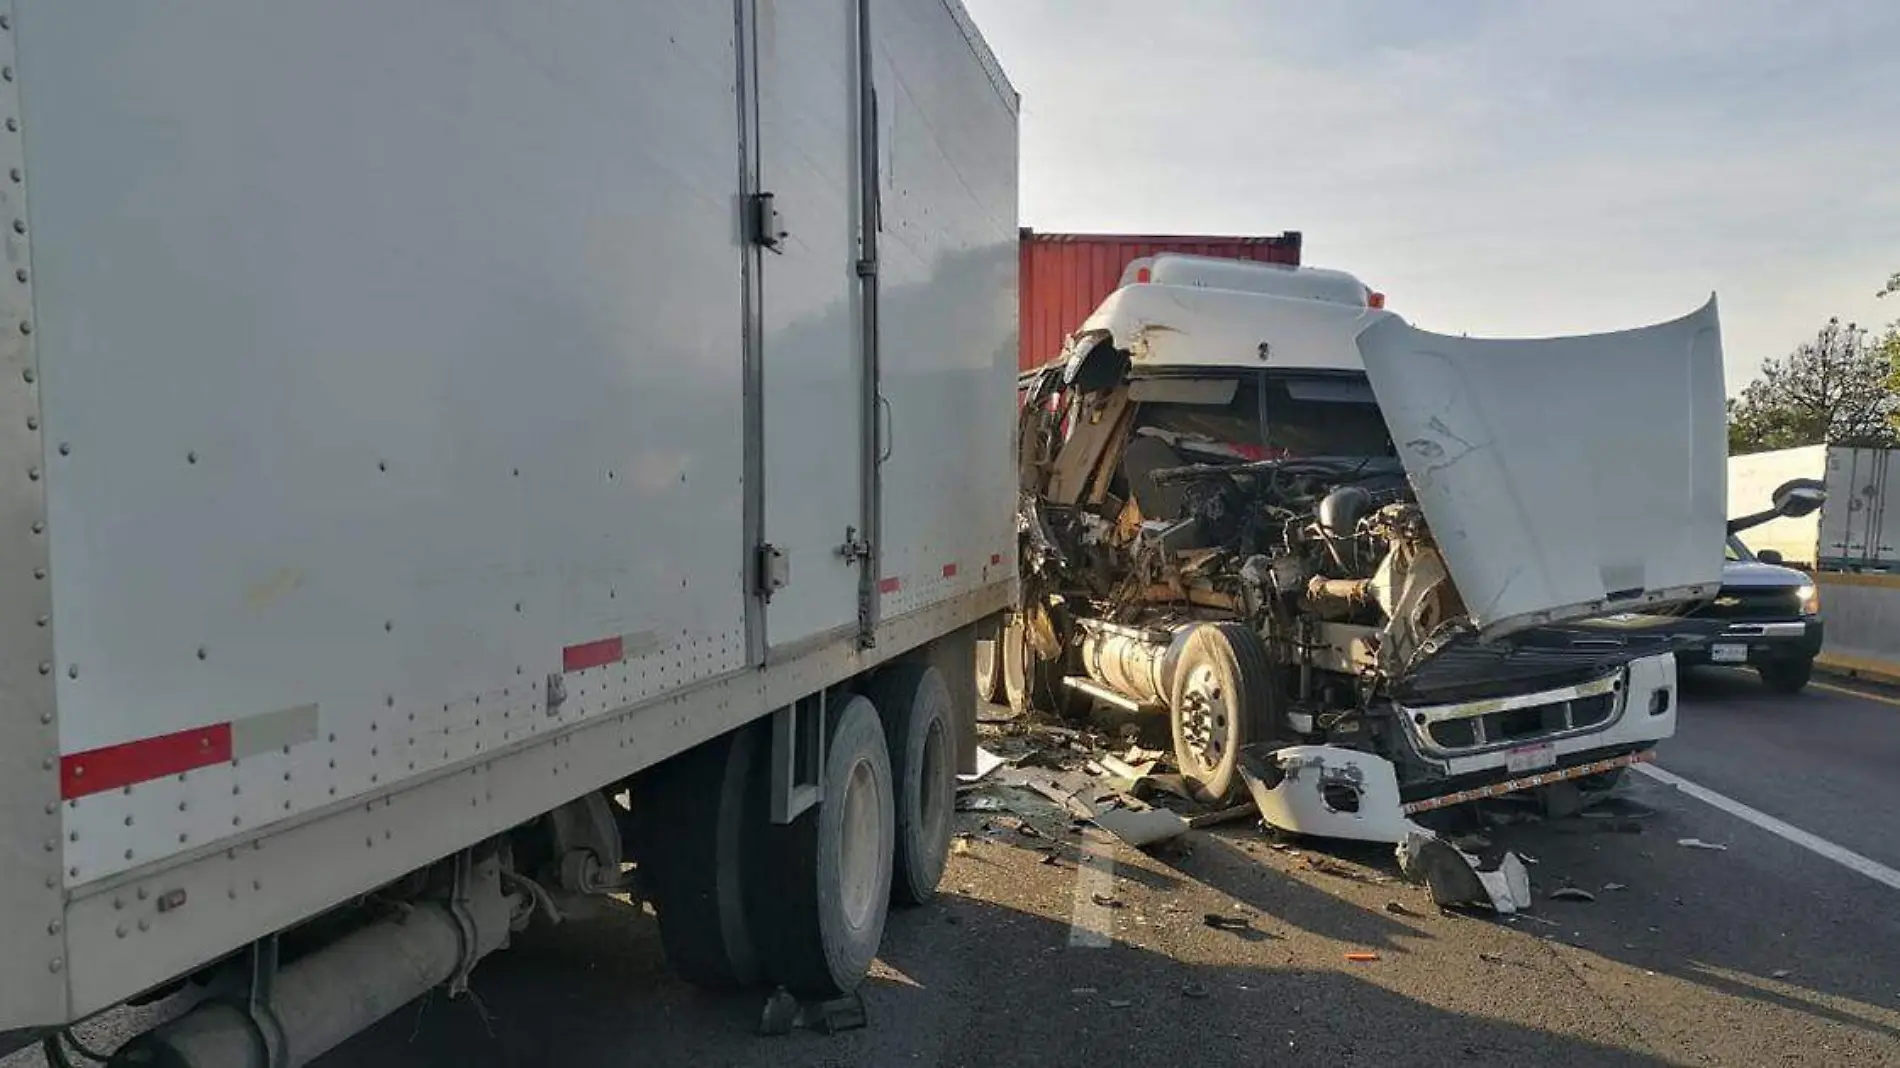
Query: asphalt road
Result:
<box><xmin>18</xmin><ymin>669</ymin><xmax>1900</xmax><ymax>1067</ymax></box>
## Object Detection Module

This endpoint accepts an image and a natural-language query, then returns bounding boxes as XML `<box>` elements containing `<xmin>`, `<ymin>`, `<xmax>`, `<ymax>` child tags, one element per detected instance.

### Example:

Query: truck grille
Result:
<box><xmin>1690</xmin><ymin>587</ymin><xmax>1802</xmax><ymax>621</ymax></box>
<box><xmin>1422</xmin><ymin>690</ymin><xmax>1619</xmax><ymax>751</ymax></box>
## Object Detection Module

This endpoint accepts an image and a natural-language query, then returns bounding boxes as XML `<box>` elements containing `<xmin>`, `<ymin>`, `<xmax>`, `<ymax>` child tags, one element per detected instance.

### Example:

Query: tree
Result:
<box><xmin>1726</xmin><ymin>317</ymin><xmax>1900</xmax><ymax>453</ymax></box>
<box><xmin>1880</xmin><ymin>272</ymin><xmax>1900</xmax><ymax>432</ymax></box>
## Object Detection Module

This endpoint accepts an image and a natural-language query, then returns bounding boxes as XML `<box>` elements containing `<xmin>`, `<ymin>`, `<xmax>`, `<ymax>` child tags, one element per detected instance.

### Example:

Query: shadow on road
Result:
<box><xmin>319</xmin><ymin>889</ymin><xmax>1666</xmax><ymax>1068</ymax></box>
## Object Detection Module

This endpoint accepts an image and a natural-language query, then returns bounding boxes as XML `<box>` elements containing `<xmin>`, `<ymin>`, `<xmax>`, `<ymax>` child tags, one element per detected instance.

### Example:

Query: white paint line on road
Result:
<box><xmin>1068</xmin><ymin>825</ymin><xmax>1117</xmax><ymax>948</ymax></box>
<box><xmin>1636</xmin><ymin>763</ymin><xmax>1900</xmax><ymax>893</ymax></box>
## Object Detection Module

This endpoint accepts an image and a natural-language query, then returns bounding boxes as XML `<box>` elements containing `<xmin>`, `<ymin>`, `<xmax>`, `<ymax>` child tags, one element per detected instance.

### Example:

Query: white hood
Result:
<box><xmin>1356</xmin><ymin>299</ymin><xmax>1727</xmax><ymax>639</ymax></box>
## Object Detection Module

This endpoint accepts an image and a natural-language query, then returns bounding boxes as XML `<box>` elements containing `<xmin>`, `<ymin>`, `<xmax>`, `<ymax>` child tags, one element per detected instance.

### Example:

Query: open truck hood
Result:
<box><xmin>1356</xmin><ymin>298</ymin><xmax>1726</xmax><ymax>641</ymax></box>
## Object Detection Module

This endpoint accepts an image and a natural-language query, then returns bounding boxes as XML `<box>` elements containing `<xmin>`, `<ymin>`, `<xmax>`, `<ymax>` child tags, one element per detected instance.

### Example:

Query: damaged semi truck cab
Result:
<box><xmin>1009</xmin><ymin>254</ymin><xmax>1728</xmax><ymax>840</ymax></box>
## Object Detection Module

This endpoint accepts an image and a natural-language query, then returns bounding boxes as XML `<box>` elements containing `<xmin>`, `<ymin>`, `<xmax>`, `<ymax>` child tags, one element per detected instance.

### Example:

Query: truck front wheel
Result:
<box><xmin>1169</xmin><ymin>622</ymin><xmax>1279</xmax><ymax>803</ymax></box>
<box><xmin>1759</xmin><ymin>658</ymin><xmax>1814</xmax><ymax>694</ymax></box>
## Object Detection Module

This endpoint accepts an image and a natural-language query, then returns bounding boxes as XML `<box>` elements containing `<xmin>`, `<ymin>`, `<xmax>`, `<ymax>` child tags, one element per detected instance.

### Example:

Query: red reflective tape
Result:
<box><xmin>563</xmin><ymin>636</ymin><xmax>624</xmax><ymax>673</ymax></box>
<box><xmin>942</xmin><ymin>563</ymin><xmax>958</xmax><ymax>578</ymax></box>
<box><xmin>878</xmin><ymin>577</ymin><xmax>902</xmax><ymax>594</ymax></box>
<box><xmin>61</xmin><ymin>724</ymin><xmax>233</xmax><ymax>800</ymax></box>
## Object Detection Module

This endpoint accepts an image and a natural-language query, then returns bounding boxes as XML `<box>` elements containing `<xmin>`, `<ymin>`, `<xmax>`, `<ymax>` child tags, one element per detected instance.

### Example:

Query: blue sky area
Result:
<box><xmin>962</xmin><ymin>0</ymin><xmax>1900</xmax><ymax>390</ymax></box>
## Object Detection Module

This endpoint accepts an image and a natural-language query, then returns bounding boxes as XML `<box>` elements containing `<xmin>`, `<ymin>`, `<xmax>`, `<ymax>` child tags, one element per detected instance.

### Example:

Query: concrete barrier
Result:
<box><xmin>1815</xmin><ymin>571</ymin><xmax>1900</xmax><ymax>686</ymax></box>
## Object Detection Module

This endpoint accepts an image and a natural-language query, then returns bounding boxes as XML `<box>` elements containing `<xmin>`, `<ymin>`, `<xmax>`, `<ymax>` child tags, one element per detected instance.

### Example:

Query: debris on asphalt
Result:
<box><xmin>1091</xmin><ymin>803</ymin><xmax>1191</xmax><ymax>848</ymax></box>
<box><xmin>1396</xmin><ymin>830</ymin><xmax>1532</xmax><ymax>915</ymax></box>
<box><xmin>1303</xmin><ymin>855</ymin><xmax>1372</xmax><ymax>882</ymax></box>
<box><xmin>1203</xmin><ymin>912</ymin><xmax>1252</xmax><ymax>932</ymax></box>
<box><xmin>957</xmin><ymin>746</ymin><xmax>1009</xmax><ymax>784</ymax></box>
<box><xmin>1384</xmin><ymin>901</ymin><xmax>1425</xmax><ymax>918</ymax></box>
<box><xmin>1344</xmin><ymin>952</ymin><xmax>1380</xmax><ymax>962</ymax></box>
<box><xmin>951</xmin><ymin>836</ymin><xmax>973</xmax><ymax>855</ymax></box>
<box><xmin>759</xmin><ymin>988</ymin><xmax>867</xmax><ymax>1036</ymax></box>
<box><xmin>956</xmin><ymin>794</ymin><xmax>1007</xmax><ymax>813</ymax></box>
<box><xmin>1092</xmin><ymin>893</ymin><xmax>1125</xmax><ymax>909</ymax></box>
<box><xmin>1188</xmin><ymin>803</ymin><xmax>1259</xmax><ymax>830</ymax></box>
<box><xmin>1107</xmin><ymin>999</ymin><xmax>1134</xmax><ymax>1009</ymax></box>
<box><xmin>1549</xmin><ymin>887</ymin><xmax>1597</xmax><ymax>903</ymax></box>
<box><xmin>1479</xmin><ymin>952</ymin><xmax>1506</xmax><ymax>964</ymax></box>
<box><xmin>1677</xmin><ymin>838</ymin><xmax>1729</xmax><ymax>851</ymax></box>
<box><xmin>1603</xmin><ymin>882</ymin><xmax>1628</xmax><ymax>892</ymax></box>
<box><xmin>1772</xmin><ymin>969</ymin><xmax>1792</xmax><ymax>979</ymax></box>
<box><xmin>1180</xmin><ymin>981</ymin><xmax>1210</xmax><ymax>1000</ymax></box>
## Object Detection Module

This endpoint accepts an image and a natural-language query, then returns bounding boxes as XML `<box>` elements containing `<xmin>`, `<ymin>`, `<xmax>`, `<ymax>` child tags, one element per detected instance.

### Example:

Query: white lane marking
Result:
<box><xmin>1636</xmin><ymin>763</ymin><xmax>1900</xmax><ymax>892</ymax></box>
<box><xmin>1068</xmin><ymin>826</ymin><xmax>1117</xmax><ymax>948</ymax></box>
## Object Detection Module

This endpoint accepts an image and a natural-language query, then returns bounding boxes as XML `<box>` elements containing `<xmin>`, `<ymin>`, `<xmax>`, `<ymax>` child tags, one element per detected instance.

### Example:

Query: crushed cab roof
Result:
<box><xmin>1072</xmin><ymin>278</ymin><xmax>1398</xmax><ymax>373</ymax></box>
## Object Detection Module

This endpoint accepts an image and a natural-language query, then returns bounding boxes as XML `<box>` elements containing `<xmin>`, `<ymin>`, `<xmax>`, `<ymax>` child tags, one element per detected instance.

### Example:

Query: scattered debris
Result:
<box><xmin>1092</xmin><ymin>893</ymin><xmax>1125</xmax><ymax>910</ymax></box>
<box><xmin>759</xmin><ymin>988</ymin><xmax>867</xmax><ymax>1036</ymax></box>
<box><xmin>1188</xmin><ymin>803</ymin><xmax>1258</xmax><ymax>830</ymax></box>
<box><xmin>1384</xmin><ymin>901</ymin><xmax>1425</xmax><ymax>918</ymax></box>
<box><xmin>1203</xmin><ymin>912</ymin><xmax>1252</xmax><ymax>932</ymax></box>
<box><xmin>951</xmin><ymin>836</ymin><xmax>973</xmax><ymax>855</ymax></box>
<box><xmin>1396</xmin><ymin>831</ymin><xmax>1532</xmax><ymax>914</ymax></box>
<box><xmin>1677</xmin><ymin>838</ymin><xmax>1729</xmax><ymax>851</ymax></box>
<box><xmin>1344</xmin><ymin>952</ymin><xmax>1380</xmax><ymax>962</ymax></box>
<box><xmin>1107</xmin><ymin>999</ymin><xmax>1134</xmax><ymax>1009</ymax></box>
<box><xmin>1549</xmin><ymin>887</ymin><xmax>1597</xmax><ymax>903</ymax></box>
<box><xmin>958</xmin><ymin>746</ymin><xmax>1008</xmax><ymax>784</ymax></box>
<box><xmin>1303</xmin><ymin>855</ymin><xmax>1371</xmax><ymax>883</ymax></box>
<box><xmin>1602</xmin><ymin>882</ymin><xmax>1628</xmax><ymax>892</ymax></box>
<box><xmin>1180</xmin><ymin>981</ymin><xmax>1210</xmax><ymax>1000</ymax></box>
<box><xmin>1092</xmin><ymin>804</ymin><xmax>1191</xmax><ymax>848</ymax></box>
<box><xmin>1479</xmin><ymin>952</ymin><xmax>1505</xmax><ymax>964</ymax></box>
<box><xmin>1772</xmin><ymin>969</ymin><xmax>1792</xmax><ymax>980</ymax></box>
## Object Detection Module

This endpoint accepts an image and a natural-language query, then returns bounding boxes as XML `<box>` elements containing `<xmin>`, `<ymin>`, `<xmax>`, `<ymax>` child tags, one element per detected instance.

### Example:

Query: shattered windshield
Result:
<box><xmin>1131</xmin><ymin>371</ymin><xmax>1394</xmax><ymax>462</ymax></box>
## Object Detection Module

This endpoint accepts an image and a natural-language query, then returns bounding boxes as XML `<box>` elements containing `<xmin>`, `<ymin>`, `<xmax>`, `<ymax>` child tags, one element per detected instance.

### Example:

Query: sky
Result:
<box><xmin>959</xmin><ymin>0</ymin><xmax>1900</xmax><ymax>391</ymax></box>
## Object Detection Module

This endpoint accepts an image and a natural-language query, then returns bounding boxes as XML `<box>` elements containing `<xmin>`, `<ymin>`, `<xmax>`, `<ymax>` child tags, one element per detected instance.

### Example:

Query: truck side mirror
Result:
<box><xmin>1770</xmin><ymin>478</ymin><xmax>1826</xmax><ymax>519</ymax></box>
<box><xmin>1756</xmin><ymin>549</ymin><xmax>1784</xmax><ymax>565</ymax></box>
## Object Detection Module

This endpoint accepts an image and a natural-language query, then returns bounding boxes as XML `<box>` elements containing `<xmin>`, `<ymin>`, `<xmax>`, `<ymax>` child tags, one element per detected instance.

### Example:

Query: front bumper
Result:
<box><xmin>1389</xmin><ymin>652</ymin><xmax>1678</xmax><ymax>790</ymax></box>
<box><xmin>1676</xmin><ymin>618</ymin><xmax>1823</xmax><ymax>666</ymax></box>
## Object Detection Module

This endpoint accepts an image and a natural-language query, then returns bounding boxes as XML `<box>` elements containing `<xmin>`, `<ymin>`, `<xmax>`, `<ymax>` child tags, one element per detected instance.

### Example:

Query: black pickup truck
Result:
<box><xmin>1675</xmin><ymin>533</ymin><xmax>1823</xmax><ymax>693</ymax></box>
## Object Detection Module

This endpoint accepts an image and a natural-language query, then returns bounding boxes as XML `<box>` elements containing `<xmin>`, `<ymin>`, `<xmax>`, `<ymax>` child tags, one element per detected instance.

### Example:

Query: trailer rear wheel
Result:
<box><xmin>974</xmin><ymin>616</ymin><xmax>1005</xmax><ymax>704</ymax></box>
<box><xmin>868</xmin><ymin>664</ymin><xmax>956</xmax><ymax>905</ymax></box>
<box><xmin>626</xmin><ymin>725</ymin><xmax>765</xmax><ymax>989</ymax></box>
<box><xmin>756</xmin><ymin>695</ymin><xmax>895</xmax><ymax>997</ymax></box>
<box><xmin>1169</xmin><ymin>622</ymin><xmax>1278</xmax><ymax>804</ymax></box>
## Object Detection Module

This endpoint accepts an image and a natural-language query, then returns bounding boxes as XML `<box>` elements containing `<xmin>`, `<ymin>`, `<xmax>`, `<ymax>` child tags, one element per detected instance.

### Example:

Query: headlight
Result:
<box><xmin>1797</xmin><ymin>584</ymin><xmax>1819</xmax><ymax>615</ymax></box>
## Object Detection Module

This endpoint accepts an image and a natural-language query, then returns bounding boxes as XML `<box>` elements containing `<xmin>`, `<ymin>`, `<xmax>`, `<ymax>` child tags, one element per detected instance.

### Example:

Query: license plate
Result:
<box><xmin>1710</xmin><ymin>642</ymin><xmax>1748</xmax><ymax>664</ymax></box>
<box><xmin>1506</xmin><ymin>743</ymin><xmax>1556</xmax><ymax>774</ymax></box>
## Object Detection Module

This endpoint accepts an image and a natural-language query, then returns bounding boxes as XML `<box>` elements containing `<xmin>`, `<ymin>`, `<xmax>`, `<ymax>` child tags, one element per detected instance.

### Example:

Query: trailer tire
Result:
<box><xmin>1001</xmin><ymin>614</ymin><xmax>1091</xmax><ymax>721</ymax></box>
<box><xmin>756</xmin><ymin>695</ymin><xmax>895</xmax><ymax>998</ymax></box>
<box><xmin>974</xmin><ymin>616</ymin><xmax>1005</xmax><ymax>705</ymax></box>
<box><xmin>626</xmin><ymin>725</ymin><xmax>766</xmax><ymax>989</ymax></box>
<box><xmin>1169</xmin><ymin>622</ymin><xmax>1278</xmax><ymax>804</ymax></box>
<box><xmin>868</xmin><ymin>664</ymin><xmax>956</xmax><ymax>906</ymax></box>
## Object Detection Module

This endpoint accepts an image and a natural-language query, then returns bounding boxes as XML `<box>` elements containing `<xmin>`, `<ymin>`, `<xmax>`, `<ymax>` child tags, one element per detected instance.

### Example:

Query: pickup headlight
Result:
<box><xmin>1797</xmin><ymin>584</ymin><xmax>1819</xmax><ymax>615</ymax></box>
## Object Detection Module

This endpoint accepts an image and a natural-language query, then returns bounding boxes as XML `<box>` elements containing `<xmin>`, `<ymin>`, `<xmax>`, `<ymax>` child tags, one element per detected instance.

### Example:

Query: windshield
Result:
<box><xmin>1130</xmin><ymin>371</ymin><xmax>1394</xmax><ymax>461</ymax></box>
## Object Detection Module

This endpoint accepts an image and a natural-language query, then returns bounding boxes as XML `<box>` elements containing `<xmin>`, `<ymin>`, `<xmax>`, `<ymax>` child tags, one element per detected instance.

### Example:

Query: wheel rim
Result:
<box><xmin>1178</xmin><ymin>663</ymin><xmax>1230</xmax><ymax>775</ymax></box>
<box><xmin>918</xmin><ymin>717</ymin><xmax>950</xmax><ymax>845</ymax></box>
<box><xmin>837</xmin><ymin>757</ymin><xmax>883</xmax><ymax>932</ymax></box>
<box><xmin>975</xmin><ymin>638</ymin><xmax>998</xmax><ymax>697</ymax></box>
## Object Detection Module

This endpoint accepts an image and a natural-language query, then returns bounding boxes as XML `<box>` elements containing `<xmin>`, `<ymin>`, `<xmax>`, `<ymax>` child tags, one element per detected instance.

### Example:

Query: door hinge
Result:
<box><xmin>838</xmin><ymin>527</ymin><xmax>872</xmax><ymax>565</ymax></box>
<box><xmin>749</xmin><ymin>192</ymin><xmax>786</xmax><ymax>252</ymax></box>
<box><xmin>757</xmin><ymin>543</ymin><xmax>789</xmax><ymax>599</ymax></box>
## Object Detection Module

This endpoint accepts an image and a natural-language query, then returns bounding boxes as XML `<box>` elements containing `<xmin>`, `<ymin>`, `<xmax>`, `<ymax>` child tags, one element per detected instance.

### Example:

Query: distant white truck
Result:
<box><xmin>1727</xmin><ymin>445</ymin><xmax>1900</xmax><ymax>571</ymax></box>
<box><xmin>0</xmin><ymin>2</ymin><xmax>1018</xmax><ymax>1065</ymax></box>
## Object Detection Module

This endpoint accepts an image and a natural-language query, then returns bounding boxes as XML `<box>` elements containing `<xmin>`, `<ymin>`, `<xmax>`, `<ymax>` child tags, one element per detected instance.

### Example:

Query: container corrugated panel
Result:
<box><xmin>1018</xmin><ymin>228</ymin><xmax>1302</xmax><ymax>370</ymax></box>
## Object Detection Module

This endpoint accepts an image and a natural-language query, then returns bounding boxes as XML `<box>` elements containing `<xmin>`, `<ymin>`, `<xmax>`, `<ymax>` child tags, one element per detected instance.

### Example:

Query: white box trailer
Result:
<box><xmin>1728</xmin><ymin>445</ymin><xmax>1900</xmax><ymax>570</ymax></box>
<box><xmin>0</xmin><ymin>1</ymin><xmax>1018</xmax><ymax>1062</ymax></box>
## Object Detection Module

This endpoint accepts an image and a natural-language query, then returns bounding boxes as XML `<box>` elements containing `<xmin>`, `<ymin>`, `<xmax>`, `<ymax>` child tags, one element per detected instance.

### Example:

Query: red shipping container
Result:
<box><xmin>1018</xmin><ymin>228</ymin><xmax>1302</xmax><ymax>371</ymax></box>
